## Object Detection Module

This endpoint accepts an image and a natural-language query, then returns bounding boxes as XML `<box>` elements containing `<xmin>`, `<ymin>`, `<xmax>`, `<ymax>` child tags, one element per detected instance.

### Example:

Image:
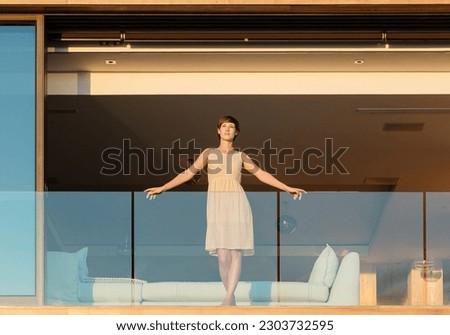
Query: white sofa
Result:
<box><xmin>46</xmin><ymin>245</ymin><xmax>360</xmax><ymax>306</ymax></box>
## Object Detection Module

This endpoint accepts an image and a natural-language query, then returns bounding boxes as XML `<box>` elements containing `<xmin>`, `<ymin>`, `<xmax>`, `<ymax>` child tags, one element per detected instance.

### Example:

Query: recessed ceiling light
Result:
<box><xmin>105</xmin><ymin>59</ymin><xmax>116</xmax><ymax>65</ymax></box>
<box><xmin>354</xmin><ymin>59</ymin><xmax>364</xmax><ymax>65</ymax></box>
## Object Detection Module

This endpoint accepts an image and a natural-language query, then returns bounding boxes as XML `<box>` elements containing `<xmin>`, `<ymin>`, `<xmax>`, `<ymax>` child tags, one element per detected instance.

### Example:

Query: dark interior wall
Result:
<box><xmin>45</xmin><ymin>94</ymin><xmax>450</xmax><ymax>192</ymax></box>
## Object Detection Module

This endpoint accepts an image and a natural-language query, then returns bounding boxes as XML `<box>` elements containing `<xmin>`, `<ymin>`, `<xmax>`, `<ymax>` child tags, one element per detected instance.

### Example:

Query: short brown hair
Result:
<box><xmin>217</xmin><ymin>115</ymin><xmax>240</xmax><ymax>140</ymax></box>
<box><xmin>217</xmin><ymin>115</ymin><xmax>240</xmax><ymax>139</ymax></box>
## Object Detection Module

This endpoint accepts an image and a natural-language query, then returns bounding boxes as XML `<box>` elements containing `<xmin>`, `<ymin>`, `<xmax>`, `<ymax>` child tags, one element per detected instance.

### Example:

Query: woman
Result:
<box><xmin>145</xmin><ymin>115</ymin><xmax>305</xmax><ymax>306</ymax></box>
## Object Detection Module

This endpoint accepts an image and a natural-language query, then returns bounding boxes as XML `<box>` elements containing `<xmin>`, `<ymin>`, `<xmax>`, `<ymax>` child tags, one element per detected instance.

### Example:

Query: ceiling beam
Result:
<box><xmin>3</xmin><ymin>2</ymin><xmax>450</xmax><ymax>14</ymax></box>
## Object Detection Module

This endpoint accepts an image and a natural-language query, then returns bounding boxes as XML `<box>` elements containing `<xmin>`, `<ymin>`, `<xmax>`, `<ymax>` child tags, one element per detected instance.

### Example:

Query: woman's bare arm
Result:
<box><xmin>145</xmin><ymin>148</ymin><xmax>210</xmax><ymax>198</ymax></box>
<box><xmin>242</xmin><ymin>152</ymin><xmax>306</xmax><ymax>199</ymax></box>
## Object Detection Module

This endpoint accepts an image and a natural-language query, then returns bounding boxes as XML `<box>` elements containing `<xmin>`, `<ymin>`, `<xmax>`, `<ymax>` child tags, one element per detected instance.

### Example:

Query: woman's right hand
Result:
<box><xmin>144</xmin><ymin>186</ymin><xmax>164</xmax><ymax>200</ymax></box>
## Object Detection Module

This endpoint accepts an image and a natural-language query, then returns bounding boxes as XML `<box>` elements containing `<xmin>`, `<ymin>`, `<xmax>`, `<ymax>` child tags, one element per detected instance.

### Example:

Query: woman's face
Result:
<box><xmin>217</xmin><ymin>122</ymin><xmax>238</xmax><ymax>141</ymax></box>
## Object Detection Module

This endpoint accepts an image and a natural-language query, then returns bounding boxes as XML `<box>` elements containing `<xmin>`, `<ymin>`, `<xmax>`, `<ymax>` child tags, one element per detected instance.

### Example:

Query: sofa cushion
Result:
<box><xmin>142</xmin><ymin>282</ymin><xmax>225</xmax><ymax>302</ymax></box>
<box><xmin>327</xmin><ymin>252</ymin><xmax>360</xmax><ymax>305</ymax></box>
<box><xmin>141</xmin><ymin>281</ymin><xmax>329</xmax><ymax>304</ymax></box>
<box><xmin>245</xmin><ymin>281</ymin><xmax>329</xmax><ymax>303</ymax></box>
<box><xmin>308</xmin><ymin>244</ymin><xmax>339</xmax><ymax>288</ymax></box>
<box><xmin>45</xmin><ymin>247</ymin><xmax>88</xmax><ymax>304</ymax></box>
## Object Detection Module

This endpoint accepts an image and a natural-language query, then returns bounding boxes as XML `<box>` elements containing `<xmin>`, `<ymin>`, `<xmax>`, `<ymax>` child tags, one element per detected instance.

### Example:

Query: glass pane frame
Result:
<box><xmin>0</xmin><ymin>15</ymin><xmax>44</xmax><ymax>306</ymax></box>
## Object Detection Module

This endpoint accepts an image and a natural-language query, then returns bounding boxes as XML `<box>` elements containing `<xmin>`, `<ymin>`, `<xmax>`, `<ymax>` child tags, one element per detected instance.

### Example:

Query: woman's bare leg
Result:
<box><xmin>217</xmin><ymin>249</ymin><xmax>231</xmax><ymax>291</ymax></box>
<box><xmin>217</xmin><ymin>249</ymin><xmax>242</xmax><ymax>306</ymax></box>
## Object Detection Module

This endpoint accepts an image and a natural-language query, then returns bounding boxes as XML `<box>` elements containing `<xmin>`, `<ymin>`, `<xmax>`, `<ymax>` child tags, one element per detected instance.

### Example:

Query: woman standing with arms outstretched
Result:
<box><xmin>145</xmin><ymin>115</ymin><xmax>305</xmax><ymax>306</ymax></box>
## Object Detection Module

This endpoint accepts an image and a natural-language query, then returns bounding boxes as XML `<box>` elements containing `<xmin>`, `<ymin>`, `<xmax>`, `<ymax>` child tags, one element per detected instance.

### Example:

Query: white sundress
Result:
<box><xmin>205</xmin><ymin>148</ymin><xmax>254</xmax><ymax>256</ymax></box>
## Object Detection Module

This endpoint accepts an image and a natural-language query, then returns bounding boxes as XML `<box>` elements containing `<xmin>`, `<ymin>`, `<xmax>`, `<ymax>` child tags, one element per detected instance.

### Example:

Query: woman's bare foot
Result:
<box><xmin>221</xmin><ymin>296</ymin><xmax>236</xmax><ymax>306</ymax></box>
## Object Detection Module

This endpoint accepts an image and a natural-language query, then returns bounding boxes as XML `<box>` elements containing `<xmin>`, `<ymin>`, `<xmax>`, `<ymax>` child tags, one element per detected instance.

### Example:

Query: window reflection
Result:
<box><xmin>0</xmin><ymin>25</ymin><xmax>36</xmax><ymax>297</ymax></box>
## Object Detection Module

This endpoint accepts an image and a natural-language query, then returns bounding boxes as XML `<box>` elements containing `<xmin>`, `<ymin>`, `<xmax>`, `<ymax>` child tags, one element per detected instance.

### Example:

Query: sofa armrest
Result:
<box><xmin>327</xmin><ymin>252</ymin><xmax>360</xmax><ymax>305</ymax></box>
<box><xmin>79</xmin><ymin>277</ymin><xmax>145</xmax><ymax>303</ymax></box>
<box><xmin>83</xmin><ymin>277</ymin><xmax>147</xmax><ymax>285</ymax></box>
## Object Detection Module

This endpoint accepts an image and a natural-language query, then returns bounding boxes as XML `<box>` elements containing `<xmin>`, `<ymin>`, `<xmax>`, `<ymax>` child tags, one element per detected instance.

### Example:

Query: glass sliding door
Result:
<box><xmin>0</xmin><ymin>18</ymin><xmax>42</xmax><ymax>302</ymax></box>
